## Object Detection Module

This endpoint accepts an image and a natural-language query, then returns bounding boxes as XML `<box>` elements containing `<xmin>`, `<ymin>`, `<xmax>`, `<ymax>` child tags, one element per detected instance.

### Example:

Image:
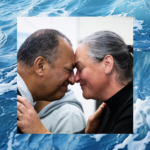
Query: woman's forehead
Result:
<box><xmin>75</xmin><ymin>44</ymin><xmax>88</xmax><ymax>59</ymax></box>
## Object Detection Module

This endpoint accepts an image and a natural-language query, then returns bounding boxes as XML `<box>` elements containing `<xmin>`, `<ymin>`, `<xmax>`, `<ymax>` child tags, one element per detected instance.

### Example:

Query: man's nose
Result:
<box><xmin>75</xmin><ymin>70</ymin><xmax>80</xmax><ymax>83</ymax></box>
<box><xmin>68</xmin><ymin>71</ymin><xmax>75</xmax><ymax>85</ymax></box>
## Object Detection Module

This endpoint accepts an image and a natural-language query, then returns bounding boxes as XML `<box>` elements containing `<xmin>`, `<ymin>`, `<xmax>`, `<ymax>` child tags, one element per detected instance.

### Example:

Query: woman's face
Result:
<box><xmin>75</xmin><ymin>44</ymin><xmax>110</xmax><ymax>100</ymax></box>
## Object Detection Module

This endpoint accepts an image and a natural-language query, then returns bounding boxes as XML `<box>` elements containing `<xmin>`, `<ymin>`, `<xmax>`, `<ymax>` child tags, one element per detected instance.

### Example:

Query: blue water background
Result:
<box><xmin>0</xmin><ymin>0</ymin><xmax>150</xmax><ymax>149</ymax></box>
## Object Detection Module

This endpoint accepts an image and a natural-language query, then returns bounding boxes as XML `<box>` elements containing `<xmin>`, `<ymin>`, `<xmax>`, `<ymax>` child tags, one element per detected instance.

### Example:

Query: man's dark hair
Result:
<box><xmin>17</xmin><ymin>29</ymin><xmax>72</xmax><ymax>67</ymax></box>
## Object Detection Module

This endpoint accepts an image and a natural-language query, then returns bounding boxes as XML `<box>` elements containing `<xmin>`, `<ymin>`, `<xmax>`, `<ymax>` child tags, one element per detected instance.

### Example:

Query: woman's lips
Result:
<box><xmin>80</xmin><ymin>84</ymin><xmax>86</xmax><ymax>89</ymax></box>
<box><xmin>80</xmin><ymin>83</ymin><xmax>85</xmax><ymax>86</ymax></box>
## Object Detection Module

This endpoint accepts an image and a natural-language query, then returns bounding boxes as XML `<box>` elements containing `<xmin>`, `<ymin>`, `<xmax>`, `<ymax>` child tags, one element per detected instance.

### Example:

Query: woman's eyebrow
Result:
<box><xmin>75</xmin><ymin>61</ymin><xmax>83</xmax><ymax>68</ymax></box>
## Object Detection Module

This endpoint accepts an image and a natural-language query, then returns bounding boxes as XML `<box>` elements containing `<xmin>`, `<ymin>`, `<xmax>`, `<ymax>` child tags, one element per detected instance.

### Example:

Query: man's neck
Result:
<box><xmin>35</xmin><ymin>101</ymin><xmax>51</xmax><ymax>113</ymax></box>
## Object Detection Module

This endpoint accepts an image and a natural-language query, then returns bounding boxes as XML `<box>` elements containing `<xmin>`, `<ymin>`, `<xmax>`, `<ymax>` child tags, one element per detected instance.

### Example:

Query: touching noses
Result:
<box><xmin>68</xmin><ymin>70</ymin><xmax>80</xmax><ymax>85</ymax></box>
<box><xmin>68</xmin><ymin>71</ymin><xmax>75</xmax><ymax>85</ymax></box>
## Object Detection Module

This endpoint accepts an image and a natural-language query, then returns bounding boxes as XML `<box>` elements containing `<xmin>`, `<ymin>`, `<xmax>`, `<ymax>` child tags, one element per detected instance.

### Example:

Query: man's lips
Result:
<box><xmin>80</xmin><ymin>83</ymin><xmax>86</xmax><ymax>87</ymax></box>
<box><xmin>62</xmin><ymin>85</ymin><xmax>68</xmax><ymax>92</ymax></box>
<box><xmin>63</xmin><ymin>84</ymin><xmax>69</xmax><ymax>87</ymax></box>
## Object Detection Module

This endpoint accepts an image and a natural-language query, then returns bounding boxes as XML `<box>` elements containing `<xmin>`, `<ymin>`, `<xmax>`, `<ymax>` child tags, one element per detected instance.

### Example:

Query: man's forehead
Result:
<box><xmin>59</xmin><ymin>38</ymin><xmax>72</xmax><ymax>50</ymax></box>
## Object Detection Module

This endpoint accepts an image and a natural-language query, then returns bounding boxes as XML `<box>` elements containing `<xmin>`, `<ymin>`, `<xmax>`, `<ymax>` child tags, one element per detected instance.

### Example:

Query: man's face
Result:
<box><xmin>75</xmin><ymin>44</ymin><xmax>109</xmax><ymax>100</ymax></box>
<box><xmin>43</xmin><ymin>38</ymin><xmax>75</xmax><ymax>101</ymax></box>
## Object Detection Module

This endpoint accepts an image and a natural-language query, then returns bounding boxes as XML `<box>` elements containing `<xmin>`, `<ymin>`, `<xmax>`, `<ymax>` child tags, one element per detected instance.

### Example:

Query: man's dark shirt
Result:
<box><xmin>76</xmin><ymin>82</ymin><xmax>133</xmax><ymax>134</ymax></box>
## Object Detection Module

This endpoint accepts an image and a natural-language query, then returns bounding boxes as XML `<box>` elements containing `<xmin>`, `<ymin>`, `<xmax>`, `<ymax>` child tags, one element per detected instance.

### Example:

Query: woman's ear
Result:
<box><xmin>103</xmin><ymin>55</ymin><xmax>114</xmax><ymax>74</ymax></box>
<box><xmin>33</xmin><ymin>56</ymin><xmax>46</xmax><ymax>76</ymax></box>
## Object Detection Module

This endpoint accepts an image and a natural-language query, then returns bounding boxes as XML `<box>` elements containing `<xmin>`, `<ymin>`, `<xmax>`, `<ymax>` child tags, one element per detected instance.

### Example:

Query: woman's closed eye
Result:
<box><xmin>77</xmin><ymin>67</ymin><xmax>83</xmax><ymax>73</ymax></box>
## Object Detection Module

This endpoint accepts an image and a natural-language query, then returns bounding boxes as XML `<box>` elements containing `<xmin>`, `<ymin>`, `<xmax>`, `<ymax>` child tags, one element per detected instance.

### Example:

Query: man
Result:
<box><xmin>17</xmin><ymin>29</ymin><xmax>86</xmax><ymax>133</ymax></box>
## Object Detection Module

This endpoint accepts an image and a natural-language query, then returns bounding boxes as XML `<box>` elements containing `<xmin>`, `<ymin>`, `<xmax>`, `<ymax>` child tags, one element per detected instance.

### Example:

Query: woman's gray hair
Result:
<box><xmin>79</xmin><ymin>31</ymin><xmax>133</xmax><ymax>85</ymax></box>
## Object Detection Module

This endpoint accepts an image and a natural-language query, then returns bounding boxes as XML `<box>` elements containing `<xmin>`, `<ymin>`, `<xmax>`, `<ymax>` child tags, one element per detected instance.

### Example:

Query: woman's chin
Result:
<box><xmin>82</xmin><ymin>92</ymin><xmax>91</xmax><ymax>99</ymax></box>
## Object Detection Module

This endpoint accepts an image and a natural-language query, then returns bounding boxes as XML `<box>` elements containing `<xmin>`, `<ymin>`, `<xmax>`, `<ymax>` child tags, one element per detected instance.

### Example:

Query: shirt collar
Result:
<box><xmin>17</xmin><ymin>73</ymin><xmax>35</xmax><ymax>107</ymax></box>
<box><xmin>104</xmin><ymin>82</ymin><xmax>133</xmax><ymax>111</ymax></box>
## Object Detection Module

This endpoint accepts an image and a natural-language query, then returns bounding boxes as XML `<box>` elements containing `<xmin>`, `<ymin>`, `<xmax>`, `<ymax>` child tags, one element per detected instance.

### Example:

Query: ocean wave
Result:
<box><xmin>0</xmin><ymin>76</ymin><xmax>17</xmax><ymax>95</ymax></box>
<box><xmin>0</xmin><ymin>106</ymin><xmax>5</xmax><ymax>117</ymax></box>
<box><xmin>0</xmin><ymin>64</ymin><xmax>17</xmax><ymax>83</ymax></box>
<box><xmin>113</xmin><ymin>133</ymin><xmax>150</xmax><ymax>150</ymax></box>
<box><xmin>133</xmin><ymin>19</ymin><xmax>144</xmax><ymax>32</ymax></box>
<box><xmin>0</xmin><ymin>31</ymin><xmax>7</xmax><ymax>49</ymax></box>
<box><xmin>134</xmin><ymin>96</ymin><xmax>150</xmax><ymax>133</ymax></box>
<box><xmin>7</xmin><ymin>127</ymin><xmax>17</xmax><ymax>150</ymax></box>
<box><xmin>0</xmin><ymin>0</ymin><xmax>150</xmax><ymax>149</ymax></box>
<box><xmin>90</xmin><ymin>134</ymin><xmax>106</xmax><ymax>142</ymax></box>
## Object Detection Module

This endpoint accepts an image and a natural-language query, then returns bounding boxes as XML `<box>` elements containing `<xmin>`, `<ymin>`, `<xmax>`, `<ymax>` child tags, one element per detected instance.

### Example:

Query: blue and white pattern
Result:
<box><xmin>0</xmin><ymin>0</ymin><xmax>150</xmax><ymax>149</ymax></box>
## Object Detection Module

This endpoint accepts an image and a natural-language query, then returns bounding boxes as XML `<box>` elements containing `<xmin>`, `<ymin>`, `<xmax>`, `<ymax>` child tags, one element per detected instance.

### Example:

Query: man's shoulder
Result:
<box><xmin>43</xmin><ymin>103</ymin><xmax>86</xmax><ymax>134</ymax></box>
<box><xmin>42</xmin><ymin>103</ymin><xmax>85</xmax><ymax>122</ymax></box>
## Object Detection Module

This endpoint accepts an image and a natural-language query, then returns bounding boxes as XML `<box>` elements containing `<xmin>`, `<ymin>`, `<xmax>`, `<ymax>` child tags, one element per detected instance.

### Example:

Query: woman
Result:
<box><xmin>75</xmin><ymin>31</ymin><xmax>133</xmax><ymax>133</ymax></box>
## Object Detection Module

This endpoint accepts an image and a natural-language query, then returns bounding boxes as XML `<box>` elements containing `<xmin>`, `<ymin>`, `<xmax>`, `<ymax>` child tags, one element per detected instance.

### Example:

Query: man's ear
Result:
<box><xmin>33</xmin><ymin>56</ymin><xmax>46</xmax><ymax>76</ymax></box>
<box><xmin>103</xmin><ymin>55</ymin><xmax>114</xmax><ymax>74</ymax></box>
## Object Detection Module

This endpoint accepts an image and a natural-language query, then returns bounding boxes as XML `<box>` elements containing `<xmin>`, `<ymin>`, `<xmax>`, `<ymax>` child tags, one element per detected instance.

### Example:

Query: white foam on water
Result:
<box><xmin>135</xmin><ymin>48</ymin><xmax>142</xmax><ymax>51</ymax></box>
<box><xmin>0</xmin><ymin>64</ymin><xmax>16</xmax><ymax>72</ymax></box>
<box><xmin>7</xmin><ymin>127</ymin><xmax>17</xmax><ymax>150</ymax></box>
<box><xmin>133</xmin><ymin>19</ymin><xmax>144</xmax><ymax>31</ymax></box>
<box><xmin>0</xmin><ymin>106</ymin><xmax>5</xmax><ymax>116</ymax></box>
<box><xmin>127</xmin><ymin>1</ymin><xmax>141</xmax><ymax>7</ymax></box>
<box><xmin>36</xmin><ymin>7</ymin><xmax>70</xmax><ymax>17</ymax></box>
<box><xmin>5</xmin><ymin>67</ymin><xmax>17</xmax><ymax>78</ymax></box>
<box><xmin>64</xmin><ymin>135</ymin><xmax>75</xmax><ymax>150</ymax></box>
<box><xmin>12</xmin><ymin>139</ymin><xmax>20</xmax><ymax>147</ymax></box>
<box><xmin>0</xmin><ymin>76</ymin><xmax>17</xmax><ymax>95</ymax></box>
<box><xmin>134</xmin><ymin>96</ymin><xmax>150</xmax><ymax>132</ymax></box>
<box><xmin>18</xmin><ymin>6</ymin><xmax>33</xmax><ymax>17</ymax></box>
<box><xmin>141</xmin><ymin>32</ymin><xmax>147</xmax><ymax>35</ymax></box>
<box><xmin>109</xmin><ymin>6</ymin><xmax>117</xmax><ymax>15</ymax></box>
<box><xmin>90</xmin><ymin>134</ymin><xmax>106</xmax><ymax>142</ymax></box>
<box><xmin>113</xmin><ymin>132</ymin><xmax>150</xmax><ymax>150</ymax></box>
<box><xmin>111</xmin><ymin>13</ymin><xmax>128</xmax><ymax>17</ymax></box>
<box><xmin>0</xmin><ymin>30</ymin><xmax>7</xmax><ymax>49</ymax></box>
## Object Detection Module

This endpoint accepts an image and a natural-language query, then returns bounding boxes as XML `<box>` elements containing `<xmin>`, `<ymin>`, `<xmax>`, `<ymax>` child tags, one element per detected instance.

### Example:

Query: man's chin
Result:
<box><xmin>61</xmin><ymin>85</ymin><xmax>68</xmax><ymax>92</ymax></box>
<box><xmin>55</xmin><ymin>91</ymin><xmax>66</xmax><ymax>100</ymax></box>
